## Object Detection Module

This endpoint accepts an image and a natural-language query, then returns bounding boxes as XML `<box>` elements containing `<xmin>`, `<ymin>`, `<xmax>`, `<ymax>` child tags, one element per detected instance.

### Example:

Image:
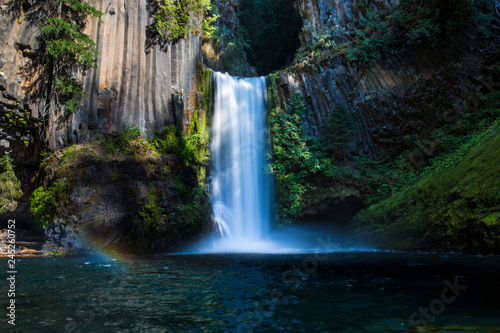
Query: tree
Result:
<box><xmin>146</xmin><ymin>0</ymin><xmax>215</xmax><ymax>51</ymax></box>
<box><xmin>0</xmin><ymin>153</ymin><xmax>22</xmax><ymax>214</ymax></box>
<box><xmin>4</xmin><ymin>0</ymin><xmax>102</xmax><ymax>149</ymax></box>
<box><xmin>322</xmin><ymin>103</ymin><xmax>355</xmax><ymax>161</ymax></box>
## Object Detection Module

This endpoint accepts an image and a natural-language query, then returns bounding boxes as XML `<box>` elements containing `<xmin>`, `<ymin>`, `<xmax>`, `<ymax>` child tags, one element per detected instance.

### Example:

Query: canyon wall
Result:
<box><xmin>275</xmin><ymin>0</ymin><xmax>499</xmax><ymax>159</ymax></box>
<box><xmin>0</xmin><ymin>0</ymin><xmax>203</xmax><ymax>148</ymax></box>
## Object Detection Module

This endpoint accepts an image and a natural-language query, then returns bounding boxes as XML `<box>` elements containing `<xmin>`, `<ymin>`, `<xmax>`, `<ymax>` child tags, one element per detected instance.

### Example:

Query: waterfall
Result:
<box><xmin>192</xmin><ymin>72</ymin><xmax>370</xmax><ymax>254</ymax></box>
<box><xmin>206</xmin><ymin>72</ymin><xmax>273</xmax><ymax>252</ymax></box>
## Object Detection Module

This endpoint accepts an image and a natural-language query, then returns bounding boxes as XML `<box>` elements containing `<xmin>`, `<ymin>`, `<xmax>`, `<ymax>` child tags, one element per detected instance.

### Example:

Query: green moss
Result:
<box><xmin>61</xmin><ymin>144</ymin><xmax>77</xmax><ymax>162</ymax></box>
<box><xmin>30</xmin><ymin>179</ymin><xmax>68</xmax><ymax>228</ymax></box>
<box><xmin>0</xmin><ymin>153</ymin><xmax>23</xmax><ymax>214</ymax></box>
<box><xmin>138</xmin><ymin>183</ymin><xmax>161</xmax><ymax>229</ymax></box>
<box><xmin>355</xmin><ymin>125</ymin><xmax>500</xmax><ymax>253</ymax></box>
<box><xmin>199</xmin><ymin>68</ymin><xmax>212</xmax><ymax>115</ymax></box>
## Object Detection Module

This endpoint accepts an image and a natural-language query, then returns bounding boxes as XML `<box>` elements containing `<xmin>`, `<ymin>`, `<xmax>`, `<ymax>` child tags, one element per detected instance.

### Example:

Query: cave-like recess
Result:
<box><xmin>237</xmin><ymin>0</ymin><xmax>302</xmax><ymax>75</ymax></box>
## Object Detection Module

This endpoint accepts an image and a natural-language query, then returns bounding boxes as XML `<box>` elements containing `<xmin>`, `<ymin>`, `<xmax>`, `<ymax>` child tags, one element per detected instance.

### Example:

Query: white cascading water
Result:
<box><xmin>194</xmin><ymin>72</ymin><xmax>373</xmax><ymax>254</ymax></box>
<box><xmin>204</xmin><ymin>72</ymin><xmax>273</xmax><ymax>252</ymax></box>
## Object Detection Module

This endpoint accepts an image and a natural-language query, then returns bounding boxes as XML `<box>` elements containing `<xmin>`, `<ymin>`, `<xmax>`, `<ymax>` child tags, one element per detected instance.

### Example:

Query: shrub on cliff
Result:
<box><xmin>30</xmin><ymin>179</ymin><xmax>68</xmax><ymax>228</ymax></box>
<box><xmin>268</xmin><ymin>89</ymin><xmax>337</xmax><ymax>224</ymax></box>
<box><xmin>322</xmin><ymin>103</ymin><xmax>356</xmax><ymax>162</ymax></box>
<box><xmin>347</xmin><ymin>0</ymin><xmax>493</xmax><ymax>62</ymax></box>
<box><xmin>4</xmin><ymin>0</ymin><xmax>102</xmax><ymax>148</ymax></box>
<box><xmin>0</xmin><ymin>153</ymin><xmax>22</xmax><ymax>214</ymax></box>
<box><xmin>146</xmin><ymin>0</ymin><xmax>217</xmax><ymax>50</ymax></box>
<box><xmin>152</xmin><ymin>125</ymin><xmax>196</xmax><ymax>162</ymax></box>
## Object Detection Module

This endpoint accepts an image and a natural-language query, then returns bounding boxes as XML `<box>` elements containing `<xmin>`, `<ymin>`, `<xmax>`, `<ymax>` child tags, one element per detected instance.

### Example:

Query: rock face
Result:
<box><xmin>275</xmin><ymin>47</ymin><xmax>495</xmax><ymax>159</ymax></box>
<box><xmin>275</xmin><ymin>0</ymin><xmax>500</xmax><ymax>159</ymax></box>
<box><xmin>37</xmin><ymin>143</ymin><xmax>211</xmax><ymax>255</ymax></box>
<box><xmin>0</xmin><ymin>0</ymin><xmax>204</xmax><ymax>147</ymax></box>
<box><xmin>295</xmin><ymin>0</ymin><xmax>400</xmax><ymax>46</ymax></box>
<box><xmin>201</xmin><ymin>0</ymin><xmax>257</xmax><ymax>76</ymax></box>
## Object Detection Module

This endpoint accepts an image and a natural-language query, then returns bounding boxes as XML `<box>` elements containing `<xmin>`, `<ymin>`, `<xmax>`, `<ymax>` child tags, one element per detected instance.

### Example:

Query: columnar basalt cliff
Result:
<box><xmin>276</xmin><ymin>0</ymin><xmax>499</xmax><ymax>159</ymax></box>
<box><xmin>275</xmin><ymin>48</ymin><xmax>496</xmax><ymax>159</ymax></box>
<box><xmin>0</xmin><ymin>0</ymin><xmax>203</xmax><ymax>147</ymax></box>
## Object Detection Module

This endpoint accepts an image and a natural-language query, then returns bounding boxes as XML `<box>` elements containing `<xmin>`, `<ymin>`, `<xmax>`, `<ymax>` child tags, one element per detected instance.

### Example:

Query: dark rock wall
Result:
<box><xmin>201</xmin><ymin>0</ymin><xmax>257</xmax><ymax>76</ymax></box>
<box><xmin>275</xmin><ymin>47</ymin><xmax>492</xmax><ymax>159</ymax></box>
<box><xmin>275</xmin><ymin>0</ymin><xmax>499</xmax><ymax>159</ymax></box>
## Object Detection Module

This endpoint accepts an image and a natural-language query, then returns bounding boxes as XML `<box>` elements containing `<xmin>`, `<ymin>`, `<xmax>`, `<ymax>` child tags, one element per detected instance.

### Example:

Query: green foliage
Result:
<box><xmin>350</xmin><ymin>0</ymin><xmax>492</xmax><ymax>62</ymax></box>
<box><xmin>153</xmin><ymin>0</ymin><xmax>195</xmax><ymax>42</ymax></box>
<box><xmin>358</xmin><ymin>91</ymin><xmax>500</xmax><ymax>205</ymax></box>
<box><xmin>30</xmin><ymin>179</ymin><xmax>68</xmax><ymax>228</ymax></box>
<box><xmin>152</xmin><ymin>0</ymin><xmax>215</xmax><ymax>43</ymax></box>
<box><xmin>139</xmin><ymin>184</ymin><xmax>161</xmax><ymax>228</ymax></box>
<box><xmin>174</xmin><ymin>175</ymin><xmax>207</xmax><ymax>225</ymax></box>
<box><xmin>152</xmin><ymin>125</ymin><xmax>195</xmax><ymax>161</ymax></box>
<box><xmin>116</xmin><ymin>124</ymin><xmax>142</xmax><ymax>147</ymax></box>
<box><xmin>237</xmin><ymin>0</ymin><xmax>301</xmax><ymax>74</ymax></box>
<box><xmin>269</xmin><ymin>90</ymin><xmax>337</xmax><ymax>224</ymax></box>
<box><xmin>5</xmin><ymin>0</ymin><xmax>102</xmax><ymax>144</ymax></box>
<box><xmin>152</xmin><ymin>66</ymin><xmax>211</xmax><ymax>165</ymax></box>
<box><xmin>322</xmin><ymin>103</ymin><xmax>355</xmax><ymax>161</ymax></box>
<box><xmin>201</xmin><ymin>5</ymin><xmax>218</xmax><ymax>40</ymax></box>
<box><xmin>61</xmin><ymin>144</ymin><xmax>77</xmax><ymax>162</ymax></box>
<box><xmin>41</xmin><ymin>17</ymin><xmax>98</xmax><ymax>65</ymax></box>
<box><xmin>0</xmin><ymin>154</ymin><xmax>23</xmax><ymax>214</ymax></box>
<box><xmin>105</xmin><ymin>124</ymin><xmax>144</xmax><ymax>156</ymax></box>
<box><xmin>298</xmin><ymin>0</ymin><xmax>493</xmax><ymax>66</ymax></box>
<box><xmin>199</xmin><ymin>68</ymin><xmax>212</xmax><ymax>114</ymax></box>
<box><xmin>355</xmin><ymin>126</ymin><xmax>500</xmax><ymax>253</ymax></box>
<box><xmin>54</xmin><ymin>74</ymin><xmax>85</xmax><ymax>113</ymax></box>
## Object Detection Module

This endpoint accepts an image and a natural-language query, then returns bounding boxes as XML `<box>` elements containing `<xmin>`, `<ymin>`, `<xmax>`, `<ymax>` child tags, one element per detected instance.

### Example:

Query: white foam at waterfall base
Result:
<box><xmin>192</xmin><ymin>72</ymin><xmax>376</xmax><ymax>254</ymax></box>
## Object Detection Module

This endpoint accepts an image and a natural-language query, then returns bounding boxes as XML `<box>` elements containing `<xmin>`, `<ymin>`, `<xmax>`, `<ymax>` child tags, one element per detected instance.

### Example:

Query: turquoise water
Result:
<box><xmin>2</xmin><ymin>252</ymin><xmax>500</xmax><ymax>332</ymax></box>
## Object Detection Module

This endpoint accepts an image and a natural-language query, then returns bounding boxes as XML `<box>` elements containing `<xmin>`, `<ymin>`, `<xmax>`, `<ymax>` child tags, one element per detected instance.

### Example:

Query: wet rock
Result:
<box><xmin>0</xmin><ymin>76</ymin><xmax>6</xmax><ymax>91</ymax></box>
<box><xmin>2</xmin><ymin>91</ymin><xmax>18</xmax><ymax>101</ymax></box>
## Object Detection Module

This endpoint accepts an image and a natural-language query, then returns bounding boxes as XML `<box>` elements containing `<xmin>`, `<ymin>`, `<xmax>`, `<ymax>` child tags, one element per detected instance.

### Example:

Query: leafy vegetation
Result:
<box><xmin>152</xmin><ymin>125</ymin><xmax>195</xmax><ymax>161</ymax></box>
<box><xmin>268</xmin><ymin>76</ymin><xmax>338</xmax><ymax>224</ymax></box>
<box><xmin>28</xmin><ymin>68</ymin><xmax>213</xmax><ymax>252</ymax></box>
<box><xmin>4</xmin><ymin>0</ymin><xmax>102</xmax><ymax>147</ymax></box>
<box><xmin>31</xmin><ymin>120</ymin><xmax>211</xmax><ymax>251</ymax></box>
<box><xmin>104</xmin><ymin>124</ymin><xmax>149</xmax><ymax>156</ymax></box>
<box><xmin>355</xmin><ymin>125</ymin><xmax>500</xmax><ymax>253</ymax></box>
<box><xmin>353</xmin><ymin>89</ymin><xmax>500</xmax><ymax>252</ymax></box>
<box><xmin>0</xmin><ymin>154</ymin><xmax>23</xmax><ymax>214</ymax></box>
<box><xmin>321</xmin><ymin>103</ymin><xmax>356</xmax><ymax>161</ymax></box>
<box><xmin>147</xmin><ymin>0</ymin><xmax>218</xmax><ymax>49</ymax></box>
<box><xmin>295</xmin><ymin>0</ymin><xmax>493</xmax><ymax>66</ymax></box>
<box><xmin>357</xmin><ymin>91</ymin><xmax>500</xmax><ymax>204</ymax></box>
<box><xmin>31</xmin><ymin>179</ymin><xmax>68</xmax><ymax>228</ymax></box>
